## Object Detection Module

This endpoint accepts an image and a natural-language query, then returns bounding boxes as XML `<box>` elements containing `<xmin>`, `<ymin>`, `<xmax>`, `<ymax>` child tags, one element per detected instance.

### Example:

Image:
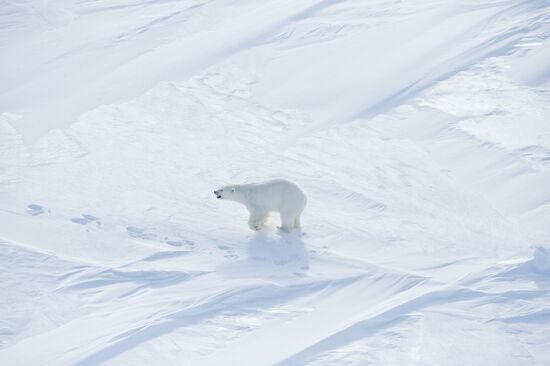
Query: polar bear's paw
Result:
<box><xmin>248</xmin><ymin>222</ymin><xmax>263</xmax><ymax>231</ymax></box>
<box><xmin>277</xmin><ymin>225</ymin><xmax>293</xmax><ymax>232</ymax></box>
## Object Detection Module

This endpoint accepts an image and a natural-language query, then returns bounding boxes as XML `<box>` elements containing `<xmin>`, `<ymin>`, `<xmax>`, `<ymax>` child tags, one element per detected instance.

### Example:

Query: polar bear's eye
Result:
<box><xmin>231</xmin><ymin>188</ymin><xmax>235</xmax><ymax>192</ymax></box>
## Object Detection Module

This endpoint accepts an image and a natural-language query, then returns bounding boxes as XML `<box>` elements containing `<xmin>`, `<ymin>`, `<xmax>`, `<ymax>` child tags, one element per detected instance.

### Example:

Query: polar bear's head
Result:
<box><xmin>214</xmin><ymin>185</ymin><xmax>239</xmax><ymax>200</ymax></box>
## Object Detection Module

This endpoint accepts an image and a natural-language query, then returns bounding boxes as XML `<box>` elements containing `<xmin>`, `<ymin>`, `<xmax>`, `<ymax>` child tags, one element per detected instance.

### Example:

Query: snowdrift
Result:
<box><xmin>1</xmin><ymin>0</ymin><xmax>549</xmax><ymax>364</ymax></box>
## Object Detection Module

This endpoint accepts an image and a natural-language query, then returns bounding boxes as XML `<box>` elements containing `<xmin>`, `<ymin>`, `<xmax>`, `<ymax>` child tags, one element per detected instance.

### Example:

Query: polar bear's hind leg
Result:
<box><xmin>279</xmin><ymin>212</ymin><xmax>296</xmax><ymax>232</ymax></box>
<box><xmin>294</xmin><ymin>215</ymin><xmax>301</xmax><ymax>228</ymax></box>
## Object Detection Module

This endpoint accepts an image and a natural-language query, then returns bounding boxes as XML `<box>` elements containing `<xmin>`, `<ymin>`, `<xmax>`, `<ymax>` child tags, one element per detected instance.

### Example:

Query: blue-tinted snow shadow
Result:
<box><xmin>73</xmin><ymin>231</ymin><xmax>310</xmax><ymax>366</ymax></box>
<box><xmin>221</xmin><ymin>229</ymin><xmax>310</xmax><ymax>278</ymax></box>
<box><xmin>491</xmin><ymin>247</ymin><xmax>550</xmax><ymax>288</ymax></box>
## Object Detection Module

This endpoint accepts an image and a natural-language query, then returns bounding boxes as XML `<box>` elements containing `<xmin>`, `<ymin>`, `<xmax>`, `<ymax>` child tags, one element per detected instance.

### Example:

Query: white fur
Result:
<box><xmin>214</xmin><ymin>179</ymin><xmax>307</xmax><ymax>231</ymax></box>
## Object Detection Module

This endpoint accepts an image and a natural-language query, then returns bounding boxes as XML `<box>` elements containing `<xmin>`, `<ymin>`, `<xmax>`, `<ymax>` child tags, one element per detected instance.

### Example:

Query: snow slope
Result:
<box><xmin>1</xmin><ymin>0</ymin><xmax>549</xmax><ymax>364</ymax></box>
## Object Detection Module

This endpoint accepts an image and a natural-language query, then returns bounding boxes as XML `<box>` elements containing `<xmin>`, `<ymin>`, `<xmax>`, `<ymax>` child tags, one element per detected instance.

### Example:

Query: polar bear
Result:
<box><xmin>214</xmin><ymin>179</ymin><xmax>307</xmax><ymax>232</ymax></box>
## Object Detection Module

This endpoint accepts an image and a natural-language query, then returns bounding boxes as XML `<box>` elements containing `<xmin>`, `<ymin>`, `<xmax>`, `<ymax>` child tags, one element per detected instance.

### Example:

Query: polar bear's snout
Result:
<box><xmin>214</xmin><ymin>186</ymin><xmax>237</xmax><ymax>199</ymax></box>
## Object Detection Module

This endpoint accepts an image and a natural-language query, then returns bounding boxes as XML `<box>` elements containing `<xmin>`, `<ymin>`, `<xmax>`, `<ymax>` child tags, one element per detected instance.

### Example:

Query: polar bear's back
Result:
<box><xmin>250</xmin><ymin>179</ymin><xmax>304</xmax><ymax>196</ymax></box>
<box><xmin>244</xmin><ymin>179</ymin><xmax>306</xmax><ymax>212</ymax></box>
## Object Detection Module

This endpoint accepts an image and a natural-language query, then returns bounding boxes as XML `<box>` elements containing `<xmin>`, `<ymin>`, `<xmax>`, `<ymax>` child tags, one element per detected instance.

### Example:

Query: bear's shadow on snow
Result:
<box><xmin>223</xmin><ymin>229</ymin><xmax>309</xmax><ymax>277</ymax></box>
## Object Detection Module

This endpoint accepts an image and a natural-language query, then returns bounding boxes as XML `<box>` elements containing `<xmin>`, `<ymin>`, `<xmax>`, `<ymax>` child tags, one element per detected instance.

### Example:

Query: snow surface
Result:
<box><xmin>1</xmin><ymin>0</ymin><xmax>550</xmax><ymax>365</ymax></box>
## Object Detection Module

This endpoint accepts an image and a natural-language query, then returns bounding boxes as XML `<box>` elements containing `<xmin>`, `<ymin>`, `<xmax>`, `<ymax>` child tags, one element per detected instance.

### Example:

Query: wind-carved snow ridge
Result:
<box><xmin>1</xmin><ymin>0</ymin><xmax>550</xmax><ymax>365</ymax></box>
<box><xmin>532</xmin><ymin>247</ymin><xmax>550</xmax><ymax>274</ymax></box>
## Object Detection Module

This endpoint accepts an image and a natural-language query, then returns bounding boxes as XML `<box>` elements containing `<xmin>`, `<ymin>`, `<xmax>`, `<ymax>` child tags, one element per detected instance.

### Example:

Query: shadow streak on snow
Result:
<box><xmin>216</xmin><ymin>229</ymin><xmax>310</xmax><ymax>278</ymax></box>
<box><xmin>356</xmin><ymin>1</ymin><xmax>548</xmax><ymax>121</ymax></box>
<box><xmin>73</xmin><ymin>275</ymin><xmax>361</xmax><ymax>366</ymax></box>
<box><xmin>276</xmin><ymin>247</ymin><xmax>550</xmax><ymax>366</ymax></box>
<box><xmin>358</xmin><ymin>37</ymin><xmax>521</xmax><ymax>121</ymax></box>
<box><xmin>57</xmin><ymin>267</ymin><xmax>204</xmax><ymax>300</ymax></box>
<box><xmin>275</xmin><ymin>287</ymin><xmax>487</xmax><ymax>366</ymax></box>
<box><xmin>247</xmin><ymin>230</ymin><xmax>309</xmax><ymax>273</ymax></box>
<box><xmin>460</xmin><ymin>247</ymin><xmax>550</xmax><ymax>290</ymax></box>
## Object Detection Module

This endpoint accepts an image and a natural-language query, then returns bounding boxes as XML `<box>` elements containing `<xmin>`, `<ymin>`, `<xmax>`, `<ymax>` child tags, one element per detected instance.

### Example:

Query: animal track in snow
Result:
<box><xmin>126</xmin><ymin>228</ymin><xmax>195</xmax><ymax>249</ymax></box>
<box><xmin>163</xmin><ymin>238</ymin><xmax>195</xmax><ymax>248</ymax></box>
<box><xmin>218</xmin><ymin>244</ymin><xmax>239</xmax><ymax>260</ymax></box>
<box><xmin>26</xmin><ymin>204</ymin><xmax>44</xmax><ymax>216</ymax></box>
<box><xmin>71</xmin><ymin>214</ymin><xmax>100</xmax><ymax>225</ymax></box>
<box><xmin>126</xmin><ymin>226</ymin><xmax>155</xmax><ymax>240</ymax></box>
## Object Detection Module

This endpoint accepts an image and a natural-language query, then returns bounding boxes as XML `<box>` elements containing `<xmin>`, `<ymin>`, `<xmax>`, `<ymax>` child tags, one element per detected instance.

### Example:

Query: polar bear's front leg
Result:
<box><xmin>248</xmin><ymin>211</ymin><xmax>268</xmax><ymax>231</ymax></box>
